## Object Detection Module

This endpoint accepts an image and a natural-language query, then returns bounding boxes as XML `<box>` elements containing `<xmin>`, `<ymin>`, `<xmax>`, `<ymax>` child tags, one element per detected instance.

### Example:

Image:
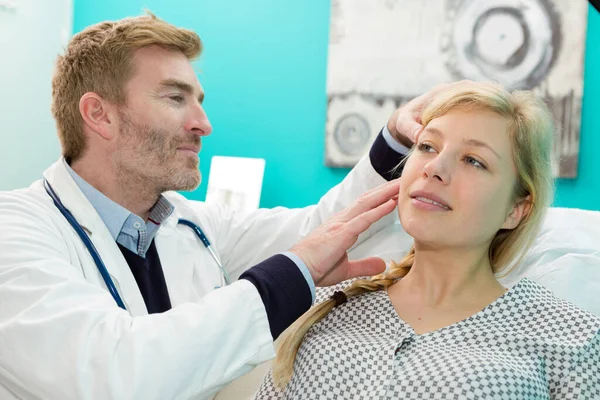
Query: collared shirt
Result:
<box><xmin>65</xmin><ymin>162</ymin><xmax>174</xmax><ymax>257</ymax></box>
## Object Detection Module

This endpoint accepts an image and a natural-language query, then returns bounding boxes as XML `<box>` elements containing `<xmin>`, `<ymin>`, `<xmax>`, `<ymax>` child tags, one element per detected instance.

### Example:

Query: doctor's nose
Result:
<box><xmin>185</xmin><ymin>104</ymin><xmax>213</xmax><ymax>137</ymax></box>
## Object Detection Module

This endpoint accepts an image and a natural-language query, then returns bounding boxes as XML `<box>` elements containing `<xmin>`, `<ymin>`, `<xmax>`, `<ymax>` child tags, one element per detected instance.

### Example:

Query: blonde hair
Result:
<box><xmin>272</xmin><ymin>82</ymin><xmax>555</xmax><ymax>387</ymax></box>
<box><xmin>51</xmin><ymin>12</ymin><xmax>202</xmax><ymax>162</ymax></box>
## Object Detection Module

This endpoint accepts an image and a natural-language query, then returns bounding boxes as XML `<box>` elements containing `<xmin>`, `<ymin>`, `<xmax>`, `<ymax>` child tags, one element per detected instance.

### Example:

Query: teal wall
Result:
<box><xmin>73</xmin><ymin>1</ymin><xmax>600</xmax><ymax>210</ymax></box>
<box><xmin>0</xmin><ymin>0</ymin><xmax>71</xmax><ymax>191</ymax></box>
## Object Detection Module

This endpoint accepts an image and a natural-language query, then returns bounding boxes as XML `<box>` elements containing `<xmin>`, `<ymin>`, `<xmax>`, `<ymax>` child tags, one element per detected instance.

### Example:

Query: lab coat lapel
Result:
<box><xmin>42</xmin><ymin>159</ymin><xmax>148</xmax><ymax>316</ymax></box>
<box><xmin>154</xmin><ymin>207</ymin><xmax>195</xmax><ymax>305</ymax></box>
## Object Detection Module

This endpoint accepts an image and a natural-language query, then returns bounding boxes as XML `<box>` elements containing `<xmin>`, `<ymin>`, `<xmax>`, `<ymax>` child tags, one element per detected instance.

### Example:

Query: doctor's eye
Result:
<box><xmin>169</xmin><ymin>95</ymin><xmax>185</xmax><ymax>104</ymax></box>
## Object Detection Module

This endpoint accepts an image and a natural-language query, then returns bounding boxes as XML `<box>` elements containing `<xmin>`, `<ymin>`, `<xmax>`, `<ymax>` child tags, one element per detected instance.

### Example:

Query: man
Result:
<box><xmin>0</xmin><ymin>13</ymin><xmax>438</xmax><ymax>400</ymax></box>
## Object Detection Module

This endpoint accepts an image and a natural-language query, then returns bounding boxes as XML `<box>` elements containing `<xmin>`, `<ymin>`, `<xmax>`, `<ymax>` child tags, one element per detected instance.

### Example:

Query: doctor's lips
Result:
<box><xmin>409</xmin><ymin>190</ymin><xmax>452</xmax><ymax>210</ymax></box>
<box><xmin>177</xmin><ymin>144</ymin><xmax>201</xmax><ymax>153</ymax></box>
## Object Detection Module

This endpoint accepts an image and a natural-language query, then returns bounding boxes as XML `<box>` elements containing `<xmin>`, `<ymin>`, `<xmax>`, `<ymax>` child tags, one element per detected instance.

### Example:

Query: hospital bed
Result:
<box><xmin>216</xmin><ymin>207</ymin><xmax>600</xmax><ymax>400</ymax></box>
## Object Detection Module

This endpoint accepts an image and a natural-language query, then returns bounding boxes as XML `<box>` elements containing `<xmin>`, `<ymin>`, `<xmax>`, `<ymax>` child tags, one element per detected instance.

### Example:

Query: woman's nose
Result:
<box><xmin>422</xmin><ymin>156</ymin><xmax>451</xmax><ymax>184</ymax></box>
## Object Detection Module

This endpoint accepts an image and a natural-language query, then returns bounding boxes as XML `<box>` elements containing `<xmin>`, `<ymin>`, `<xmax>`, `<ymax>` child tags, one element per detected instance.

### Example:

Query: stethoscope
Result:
<box><xmin>44</xmin><ymin>179</ymin><xmax>231</xmax><ymax>310</ymax></box>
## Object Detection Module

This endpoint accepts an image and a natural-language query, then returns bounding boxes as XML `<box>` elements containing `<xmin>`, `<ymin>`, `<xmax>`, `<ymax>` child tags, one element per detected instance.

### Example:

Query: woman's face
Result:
<box><xmin>398</xmin><ymin>108</ymin><xmax>528</xmax><ymax>250</ymax></box>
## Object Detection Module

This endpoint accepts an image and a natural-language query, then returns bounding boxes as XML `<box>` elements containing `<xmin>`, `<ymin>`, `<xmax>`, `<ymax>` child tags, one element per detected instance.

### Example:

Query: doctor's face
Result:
<box><xmin>113</xmin><ymin>46</ymin><xmax>212</xmax><ymax>193</ymax></box>
<box><xmin>397</xmin><ymin>109</ymin><xmax>522</xmax><ymax>251</ymax></box>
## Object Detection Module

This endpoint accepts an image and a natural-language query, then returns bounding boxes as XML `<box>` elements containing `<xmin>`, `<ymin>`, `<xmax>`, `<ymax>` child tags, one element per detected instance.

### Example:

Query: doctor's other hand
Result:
<box><xmin>387</xmin><ymin>80</ymin><xmax>475</xmax><ymax>147</ymax></box>
<box><xmin>289</xmin><ymin>179</ymin><xmax>400</xmax><ymax>287</ymax></box>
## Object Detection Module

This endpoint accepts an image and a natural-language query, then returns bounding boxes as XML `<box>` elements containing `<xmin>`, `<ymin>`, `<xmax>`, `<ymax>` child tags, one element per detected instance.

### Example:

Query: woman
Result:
<box><xmin>256</xmin><ymin>82</ymin><xmax>600</xmax><ymax>399</ymax></box>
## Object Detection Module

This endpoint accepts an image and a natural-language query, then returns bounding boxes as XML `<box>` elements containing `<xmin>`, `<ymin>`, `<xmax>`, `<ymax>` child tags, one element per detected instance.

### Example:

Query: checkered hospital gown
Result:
<box><xmin>256</xmin><ymin>278</ymin><xmax>600</xmax><ymax>399</ymax></box>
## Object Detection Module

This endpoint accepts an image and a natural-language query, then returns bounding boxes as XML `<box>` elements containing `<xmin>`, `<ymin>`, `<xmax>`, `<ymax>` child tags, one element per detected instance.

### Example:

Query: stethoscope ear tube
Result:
<box><xmin>177</xmin><ymin>218</ymin><xmax>231</xmax><ymax>286</ymax></box>
<box><xmin>44</xmin><ymin>180</ymin><xmax>127</xmax><ymax>310</ymax></box>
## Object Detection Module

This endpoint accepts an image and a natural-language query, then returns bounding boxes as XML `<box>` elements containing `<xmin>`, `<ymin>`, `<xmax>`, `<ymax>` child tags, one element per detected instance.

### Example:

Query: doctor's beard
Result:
<box><xmin>114</xmin><ymin>111</ymin><xmax>202</xmax><ymax>194</ymax></box>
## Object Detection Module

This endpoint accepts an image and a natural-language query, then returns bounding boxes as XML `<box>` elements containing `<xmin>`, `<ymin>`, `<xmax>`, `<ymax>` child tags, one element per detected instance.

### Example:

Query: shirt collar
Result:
<box><xmin>64</xmin><ymin>161</ymin><xmax>174</xmax><ymax>241</ymax></box>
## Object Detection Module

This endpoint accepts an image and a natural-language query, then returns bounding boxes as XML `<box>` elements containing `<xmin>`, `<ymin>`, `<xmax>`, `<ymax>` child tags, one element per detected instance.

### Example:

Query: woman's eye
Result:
<box><xmin>465</xmin><ymin>156</ymin><xmax>486</xmax><ymax>170</ymax></box>
<box><xmin>417</xmin><ymin>143</ymin><xmax>435</xmax><ymax>153</ymax></box>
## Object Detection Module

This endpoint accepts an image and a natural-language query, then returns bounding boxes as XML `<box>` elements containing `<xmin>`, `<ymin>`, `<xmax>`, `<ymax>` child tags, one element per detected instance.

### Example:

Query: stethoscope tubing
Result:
<box><xmin>44</xmin><ymin>180</ymin><xmax>230</xmax><ymax>311</ymax></box>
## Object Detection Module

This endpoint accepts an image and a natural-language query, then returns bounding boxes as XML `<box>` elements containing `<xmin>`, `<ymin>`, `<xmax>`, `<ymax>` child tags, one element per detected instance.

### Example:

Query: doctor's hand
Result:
<box><xmin>289</xmin><ymin>179</ymin><xmax>400</xmax><ymax>287</ymax></box>
<box><xmin>387</xmin><ymin>80</ymin><xmax>474</xmax><ymax>147</ymax></box>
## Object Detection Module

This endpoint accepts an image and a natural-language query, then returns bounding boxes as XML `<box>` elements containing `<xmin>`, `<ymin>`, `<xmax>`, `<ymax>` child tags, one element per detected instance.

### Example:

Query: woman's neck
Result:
<box><xmin>390</xmin><ymin>244</ymin><xmax>505</xmax><ymax>308</ymax></box>
<box><xmin>386</xmin><ymin>244</ymin><xmax>507</xmax><ymax>334</ymax></box>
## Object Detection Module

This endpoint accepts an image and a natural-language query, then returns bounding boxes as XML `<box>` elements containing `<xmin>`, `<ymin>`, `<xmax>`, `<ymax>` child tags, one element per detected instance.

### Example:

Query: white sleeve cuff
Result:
<box><xmin>382</xmin><ymin>125</ymin><xmax>411</xmax><ymax>155</ymax></box>
<box><xmin>281</xmin><ymin>251</ymin><xmax>316</xmax><ymax>303</ymax></box>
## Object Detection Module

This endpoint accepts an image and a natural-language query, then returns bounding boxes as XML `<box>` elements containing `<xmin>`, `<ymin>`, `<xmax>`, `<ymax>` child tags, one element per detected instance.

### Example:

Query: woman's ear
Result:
<box><xmin>502</xmin><ymin>195</ymin><xmax>532</xmax><ymax>230</ymax></box>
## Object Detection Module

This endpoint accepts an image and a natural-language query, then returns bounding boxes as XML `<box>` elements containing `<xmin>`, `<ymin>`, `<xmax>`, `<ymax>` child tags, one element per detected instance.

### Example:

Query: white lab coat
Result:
<box><xmin>0</xmin><ymin>154</ymin><xmax>393</xmax><ymax>400</ymax></box>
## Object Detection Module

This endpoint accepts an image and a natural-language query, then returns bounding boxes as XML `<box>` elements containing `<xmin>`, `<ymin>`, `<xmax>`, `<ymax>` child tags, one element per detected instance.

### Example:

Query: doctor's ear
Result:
<box><xmin>79</xmin><ymin>92</ymin><xmax>118</xmax><ymax>141</ymax></box>
<box><xmin>502</xmin><ymin>195</ymin><xmax>532</xmax><ymax>230</ymax></box>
